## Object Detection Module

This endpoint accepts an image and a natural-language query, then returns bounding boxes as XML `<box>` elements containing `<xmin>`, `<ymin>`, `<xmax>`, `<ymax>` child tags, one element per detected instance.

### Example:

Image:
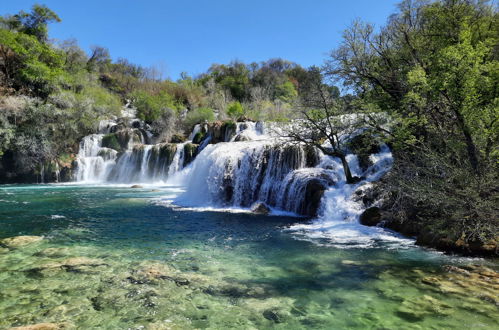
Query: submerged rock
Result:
<box><xmin>251</xmin><ymin>202</ymin><xmax>271</xmax><ymax>215</ymax></box>
<box><xmin>34</xmin><ymin>247</ymin><xmax>70</xmax><ymax>258</ymax></box>
<box><xmin>9</xmin><ymin>323</ymin><xmax>73</xmax><ymax>330</ymax></box>
<box><xmin>262</xmin><ymin>309</ymin><xmax>284</xmax><ymax>323</ymax></box>
<box><xmin>0</xmin><ymin>235</ymin><xmax>43</xmax><ymax>249</ymax></box>
<box><xmin>128</xmin><ymin>262</ymin><xmax>183</xmax><ymax>285</ymax></box>
<box><xmin>27</xmin><ymin>257</ymin><xmax>108</xmax><ymax>276</ymax></box>
<box><xmin>421</xmin><ymin>264</ymin><xmax>499</xmax><ymax>305</ymax></box>
<box><xmin>396</xmin><ymin>295</ymin><xmax>452</xmax><ymax>321</ymax></box>
<box><xmin>130</xmin><ymin>185</ymin><xmax>143</xmax><ymax>188</ymax></box>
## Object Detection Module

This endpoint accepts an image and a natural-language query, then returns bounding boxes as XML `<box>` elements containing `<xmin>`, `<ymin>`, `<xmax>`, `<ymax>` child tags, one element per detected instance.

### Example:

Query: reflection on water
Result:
<box><xmin>0</xmin><ymin>184</ymin><xmax>497</xmax><ymax>329</ymax></box>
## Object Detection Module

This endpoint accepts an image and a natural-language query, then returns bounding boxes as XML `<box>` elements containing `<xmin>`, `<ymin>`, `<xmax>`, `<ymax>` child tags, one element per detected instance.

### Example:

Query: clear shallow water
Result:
<box><xmin>0</xmin><ymin>185</ymin><xmax>497</xmax><ymax>329</ymax></box>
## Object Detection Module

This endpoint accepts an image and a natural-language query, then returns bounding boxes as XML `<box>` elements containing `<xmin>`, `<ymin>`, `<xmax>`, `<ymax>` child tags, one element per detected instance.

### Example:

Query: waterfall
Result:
<box><xmin>74</xmin><ymin>117</ymin><xmax>397</xmax><ymax>241</ymax></box>
<box><xmin>174</xmin><ymin>140</ymin><xmax>329</xmax><ymax>215</ymax></box>
<box><xmin>75</xmin><ymin>134</ymin><xmax>118</xmax><ymax>183</ymax></box>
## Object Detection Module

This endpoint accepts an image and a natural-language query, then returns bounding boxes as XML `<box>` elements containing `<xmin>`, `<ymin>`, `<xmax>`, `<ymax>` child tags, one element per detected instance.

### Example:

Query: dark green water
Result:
<box><xmin>0</xmin><ymin>184</ymin><xmax>497</xmax><ymax>329</ymax></box>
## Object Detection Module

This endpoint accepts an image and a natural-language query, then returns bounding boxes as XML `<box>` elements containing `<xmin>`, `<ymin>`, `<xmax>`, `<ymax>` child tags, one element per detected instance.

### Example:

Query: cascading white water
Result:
<box><xmin>76</xmin><ymin>134</ymin><xmax>118</xmax><ymax>183</ymax></box>
<box><xmin>75</xmin><ymin>117</ymin><xmax>406</xmax><ymax>244</ymax></box>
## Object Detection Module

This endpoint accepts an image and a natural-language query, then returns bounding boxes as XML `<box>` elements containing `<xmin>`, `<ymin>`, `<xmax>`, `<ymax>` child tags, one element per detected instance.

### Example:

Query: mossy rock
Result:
<box><xmin>101</xmin><ymin>134</ymin><xmax>122</xmax><ymax>152</ymax></box>
<box><xmin>192</xmin><ymin>131</ymin><xmax>206</xmax><ymax>144</ymax></box>
<box><xmin>170</xmin><ymin>133</ymin><xmax>186</xmax><ymax>143</ymax></box>
<box><xmin>183</xmin><ymin>143</ymin><xmax>198</xmax><ymax>167</ymax></box>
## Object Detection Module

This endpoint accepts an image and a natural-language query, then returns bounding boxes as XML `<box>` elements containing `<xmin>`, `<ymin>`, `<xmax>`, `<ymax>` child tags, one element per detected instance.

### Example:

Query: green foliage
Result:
<box><xmin>275</xmin><ymin>80</ymin><xmax>297</xmax><ymax>102</ymax></box>
<box><xmin>226</xmin><ymin>101</ymin><xmax>244</xmax><ymax>119</ymax></box>
<box><xmin>132</xmin><ymin>90</ymin><xmax>178</xmax><ymax>123</ymax></box>
<box><xmin>184</xmin><ymin>107</ymin><xmax>215</xmax><ymax>128</ymax></box>
<box><xmin>327</xmin><ymin>0</ymin><xmax>498</xmax><ymax>250</ymax></box>
<box><xmin>0</xmin><ymin>4</ymin><xmax>61</xmax><ymax>43</ymax></box>
<box><xmin>0</xmin><ymin>29</ymin><xmax>65</xmax><ymax>97</ymax></box>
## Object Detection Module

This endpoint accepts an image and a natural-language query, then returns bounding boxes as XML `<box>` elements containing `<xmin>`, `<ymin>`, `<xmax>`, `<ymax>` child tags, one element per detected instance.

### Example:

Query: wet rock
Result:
<box><xmin>251</xmin><ymin>202</ymin><xmax>271</xmax><ymax>215</ymax></box>
<box><xmin>233</xmin><ymin>133</ymin><xmax>251</xmax><ymax>142</ymax></box>
<box><xmin>303</xmin><ymin>180</ymin><xmax>325</xmax><ymax>217</ymax></box>
<box><xmin>28</xmin><ymin>257</ymin><xmax>108</xmax><ymax>275</ymax></box>
<box><xmin>263</xmin><ymin>309</ymin><xmax>283</xmax><ymax>323</ymax></box>
<box><xmin>1</xmin><ymin>235</ymin><xmax>43</xmax><ymax>249</ymax></box>
<box><xmin>34</xmin><ymin>247</ymin><xmax>70</xmax><ymax>258</ymax></box>
<box><xmin>183</xmin><ymin>143</ymin><xmax>198</xmax><ymax>167</ymax></box>
<box><xmin>421</xmin><ymin>264</ymin><xmax>499</xmax><ymax>305</ymax></box>
<box><xmin>341</xmin><ymin>260</ymin><xmax>362</xmax><ymax>266</ymax></box>
<box><xmin>130</xmin><ymin>185</ymin><xmax>143</xmax><ymax>188</ymax></box>
<box><xmin>396</xmin><ymin>295</ymin><xmax>452</xmax><ymax>321</ymax></box>
<box><xmin>359</xmin><ymin>207</ymin><xmax>382</xmax><ymax>226</ymax></box>
<box><xmin>62</xmin><ymin>257</ymin><xmax>108</xmax><ymax>268</ymax></box>
<box><xmin>128</xmin><ymin>263</ymin><xmax>180</xmax><ymax>284</ymax></box>
<box><xmin>170</xmin><ymin>134</ymin><xmax>186</xmax><ymax>143</ymax></box>
<box><xmin>9</xmin><ymin>322</ymin><xmax>73</xmax><ymax>330</ymax></box>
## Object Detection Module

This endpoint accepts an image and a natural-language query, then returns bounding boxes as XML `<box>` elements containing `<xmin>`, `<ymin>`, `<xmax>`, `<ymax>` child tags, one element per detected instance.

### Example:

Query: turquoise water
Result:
<box><xmin>0</xmin><ymin>184</ymin><xmax>497</xmax><ymax>329</ymax></box>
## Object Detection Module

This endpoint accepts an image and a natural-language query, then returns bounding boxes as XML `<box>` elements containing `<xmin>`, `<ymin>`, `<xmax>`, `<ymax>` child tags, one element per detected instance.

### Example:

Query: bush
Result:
<box><xmin>226</xmin><ymin>101</ymin><xmax>244</xmax><ymax>119</ymax></box>
<box><xmin>184</xmin><ymin>107</ymin><xmax>215</xmax><ymax>128</ymax></box>
<box><xmin>132</xmin><ymin>90</ymin><xmax>178</xmax><ymax>123</ymax></box>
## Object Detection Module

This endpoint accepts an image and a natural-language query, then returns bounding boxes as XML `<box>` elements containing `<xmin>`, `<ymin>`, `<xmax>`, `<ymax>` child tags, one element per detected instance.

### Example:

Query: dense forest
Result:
<box><xmin>0</xmin><ymin>0</ymin><xmax>497</xmax><ymax>255</ymax></box>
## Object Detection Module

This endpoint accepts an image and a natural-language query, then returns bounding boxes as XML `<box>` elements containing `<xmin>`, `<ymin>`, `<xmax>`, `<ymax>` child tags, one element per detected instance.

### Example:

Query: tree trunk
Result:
<box><xmin>453</xmin><ymin>107</ymin><xmax>480</xmax><ymax>174</ymax></box>
<box><xmin>338</xmin><ymin>153</ymin><xmax>358</xmax><ymax>184</ymax></box>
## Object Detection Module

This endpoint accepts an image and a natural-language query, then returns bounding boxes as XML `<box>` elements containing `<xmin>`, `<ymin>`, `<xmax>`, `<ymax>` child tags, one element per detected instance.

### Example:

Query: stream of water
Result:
<box><xmin>0</xmin><ymin>184</ymin><xmax>497</xmax><ymax>329</ymax></box>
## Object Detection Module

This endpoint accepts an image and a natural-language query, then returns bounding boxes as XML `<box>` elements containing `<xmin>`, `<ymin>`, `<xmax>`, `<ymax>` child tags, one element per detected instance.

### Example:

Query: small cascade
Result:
<box><xmin>168</xmin><ymin>142</ymin><xmax>186</xmax><ymax>177</ymax></box>
<box><xmin>176</xmin><ymin>140</ymin><xmax>328</xmax><ymax>214</ymax></box>
<box><xmin>108</xmin><ymin>143</ymin><xmax>177</xmax><ymax>183</ymax></box>
<box><xmin>75</xmin><ymin>134</ymin><xmax>118</xmax><ymax>183</ymax></box>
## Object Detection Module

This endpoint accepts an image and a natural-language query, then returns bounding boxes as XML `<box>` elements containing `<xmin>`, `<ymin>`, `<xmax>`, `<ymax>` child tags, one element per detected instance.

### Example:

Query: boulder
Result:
<box><xmin>359</xmin><ymin>207</ymin><xmax>382</xmax><ymax>226</ymax></box>
<box><xmin>251</xmin><ymin>203</ymin><xmax>271</xmax><ymax>215</ymax></box>
<box><xmin>303</xmin><ymin>179</ymin><xmax>327</xmax><ymax>217</ymax></box>
<box><xmin>130</xmin><ymin>185</ymin><xmax>143</xmax><ymax>188</ymax></box>
<box><xmin>0</xmin><ymin>235</ymin><xmax>43</xmax><ymax>249</ymax></box>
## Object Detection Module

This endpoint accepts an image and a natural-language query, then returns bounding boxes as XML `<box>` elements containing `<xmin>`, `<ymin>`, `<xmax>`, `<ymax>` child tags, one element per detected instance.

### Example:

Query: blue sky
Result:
<box><xmin>2</xmin><ymin>0</ymin><xmax>400</xmax><ymax>80</ymax></box>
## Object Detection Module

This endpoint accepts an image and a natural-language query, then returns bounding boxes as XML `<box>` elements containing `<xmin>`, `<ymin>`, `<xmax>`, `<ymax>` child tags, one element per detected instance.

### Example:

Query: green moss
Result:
<box><xmin>192</xmin><ymin>132</ymin><xmax>206</xmax><ymax>144</ymax></box>
<box><xmin>170</xmin><ymin>134</ymin><xmax>186</xmax><ymax>143</ymax></box>
<box><xmin>101</xmin><ymin>134</ymin><xmax>122</xmax><ymax>152</ymax></box>
<box><xmin>183</xmin><ymin>143</ymin><xmax>198</xmax><ymax>167</ymax></box>
<box><xmin>222</xmin><ymin>120</ymin><xmax>236</xmax><ymax>131</ymax></box>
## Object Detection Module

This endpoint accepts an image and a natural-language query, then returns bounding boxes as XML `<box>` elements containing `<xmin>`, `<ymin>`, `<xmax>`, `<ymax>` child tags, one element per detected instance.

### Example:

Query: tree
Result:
<box><xmin>0</xmin><ymin>4</ymin><xmax>61</xmax><ymax>43</ymax></box>
<box><xmin>324</xmin><ymin>0</ymin><xmax>498</xmax><ymax>250</ymax></box>
<box><xmin>284</xmin><ymin>67</ymin><xmax>360</xmax><ymax>184</ymax></box>
<box><xmin>86</xmin><ymin>46</ymin><xmax>111</xmax><ymax>72</ymax></box>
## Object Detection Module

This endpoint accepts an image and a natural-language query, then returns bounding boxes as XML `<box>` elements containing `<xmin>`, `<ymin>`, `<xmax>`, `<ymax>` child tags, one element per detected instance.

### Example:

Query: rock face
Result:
<box><xmin>0</xmin><ymin>236</ymin><xmax>43</xmax><ymax>249</ymax></box>
<box><xmin>251</xmin><ymin>203</ymin><xmax>271</xmax><ymax>215</ymax></box>
<box><xmin>303</xmin><ymin>179</ymin><xmax>326</xmax><ymax>217</ymax></box>
<box><xmin>359</xmin><ymin>207</ymin><xmax>382</xmax><ymax>226</ymax></box>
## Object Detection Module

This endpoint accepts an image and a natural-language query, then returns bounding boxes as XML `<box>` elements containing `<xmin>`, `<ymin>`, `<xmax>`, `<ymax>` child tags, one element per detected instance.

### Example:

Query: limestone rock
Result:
<box><xmin>1</xmin><ymin>235</ymin><xmax>43</xmax><ymax>248</ymax></box>
<box><xmin>251</xmin><ymin>202</ymin><xmax>271</xmax><ymax>215</ymax></box>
